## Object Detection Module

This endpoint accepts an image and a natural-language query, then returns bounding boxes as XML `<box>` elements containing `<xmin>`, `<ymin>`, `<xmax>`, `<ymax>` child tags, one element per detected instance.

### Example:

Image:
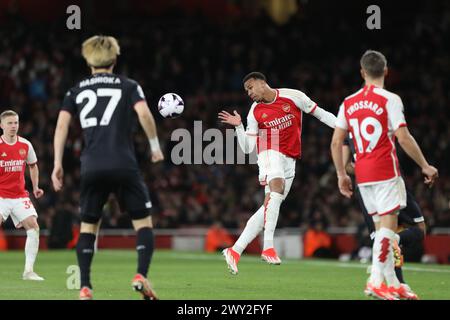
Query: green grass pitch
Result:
<box><xmin>1</xmin><ymin>249</ymin><xmax>449</xmax><ymax>300</ymax></box>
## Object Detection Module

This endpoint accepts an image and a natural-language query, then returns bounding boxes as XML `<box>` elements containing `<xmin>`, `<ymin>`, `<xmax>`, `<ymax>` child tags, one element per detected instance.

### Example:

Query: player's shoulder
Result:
<box><xmin>373</xmin><ymin>87</ymin><xmax>402</xmax><ymax>103</ymax></box>
<box><xmin>278</xmin><ymin>88</ymin><xmax>308</xmax><ymax>100</ymax></box>
<box><xmin>248</xmin><ymin>101</ymin><xmax>258</xmax><ymax>116</ymax></box>
<box><xmin>117</xmin><ymin>74</ymin><xmax>140</xmax><ymax>87</ymax></box>
<box><xmin>343</xmin><ymin>88</ymin><xmax>364</xmax><ymax>102</ymax></box>
<box><xmin>17</xmin><ymin>136</ymin><xmax>33</xmax><ymax>148</ymax></box>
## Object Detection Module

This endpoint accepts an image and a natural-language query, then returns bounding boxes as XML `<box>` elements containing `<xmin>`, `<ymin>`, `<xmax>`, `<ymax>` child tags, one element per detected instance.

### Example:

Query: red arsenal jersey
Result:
<box><xmin>336</xmin><ymin>85</ymin><xmax>407</xmax><ymax>185</ymax></box>
<box><xmin>0</xmin><ymin>136</ymin><xmax>37</xmax><ymax>198</ymax></box>
<box><xmin>245</xmin><ymin>88</ymin><xmax>318</xmax><ymax>159</ymax></box>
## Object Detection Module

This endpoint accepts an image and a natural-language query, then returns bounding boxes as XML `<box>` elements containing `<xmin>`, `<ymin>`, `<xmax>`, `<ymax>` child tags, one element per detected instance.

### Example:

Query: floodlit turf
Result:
<box><xmin>0</xmin><ymin>249</ymin><xmax>449</xmax><ymax>300</ymax></box>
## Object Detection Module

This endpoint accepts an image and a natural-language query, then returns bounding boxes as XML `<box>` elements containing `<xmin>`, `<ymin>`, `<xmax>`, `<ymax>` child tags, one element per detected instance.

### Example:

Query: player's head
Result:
<box><xmin>243</xmin><ymin>72</ymin><xmax>268</xmax><ymax>102</ymax></box>
<box><xmin>82</xmin><ymin>35</ymin><xmax>121</xmax><ymax>72</ymax></box>
<box><xmin>0</xmin><ymin>110</ymin><xmax>19</xmax><ymax>137</ymax></box>
<box><xmin>360</xmin><ymin>50</ymin><xmax>388</xmax><ymax>81</ymax></box>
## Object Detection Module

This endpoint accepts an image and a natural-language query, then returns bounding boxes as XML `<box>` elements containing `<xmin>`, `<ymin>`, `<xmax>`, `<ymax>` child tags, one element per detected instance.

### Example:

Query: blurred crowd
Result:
<box><xmin>0</xmin><ymin>1</ymin><xmax>449</xmax><ymax>238</ymax></box>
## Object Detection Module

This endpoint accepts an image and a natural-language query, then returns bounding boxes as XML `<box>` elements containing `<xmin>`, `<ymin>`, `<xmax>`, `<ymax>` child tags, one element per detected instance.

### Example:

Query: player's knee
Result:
<box><xmin>268</xmin><ymin>177</ymin><xmax>285</xmax><ymax>194</ymax></box>
<box><xmin>132</xmin><ymin>216</ymin><xmax>153</xmax><ymax>231</ymax></box>
<box><xmin>22</xmin><ymin>216</ymin><xmax>39</xmax><ymax>230</ymax></box>
<box><xmin>80</xmin><ymin>222</ymin><xmax>99</xmax><ymax>234</ymax></box>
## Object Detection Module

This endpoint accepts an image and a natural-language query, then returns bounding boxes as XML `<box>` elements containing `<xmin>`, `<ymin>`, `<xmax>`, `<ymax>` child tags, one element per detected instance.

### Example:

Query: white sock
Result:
<box><xmin>263</xmin><ymin>192</ymin><xmax>284</xmax><ymax>250</ymax></box>
<box><xmin>233</xmin><ymin>206</ymin><xmax>264</xmax><ymax>255</ymax></box>
<box><xmin>24</xmin><ymin>229</ymin><xmax>39</xmax><ymax>273</ymax></box>
<box><xmin>383</xmin><ymin>230</ymin><xmax>401</xmax><ymax>288</ymax></box>
<box><xmin>370</xmin><ymin>227</ymin><xmax>399</xmax><ymax>288</ymax></box>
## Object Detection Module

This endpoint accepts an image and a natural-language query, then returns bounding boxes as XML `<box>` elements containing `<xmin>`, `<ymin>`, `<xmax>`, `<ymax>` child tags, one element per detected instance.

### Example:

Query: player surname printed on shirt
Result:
<box><xmin>335</xmin><ymin>84</ymin><xmax>407</xmax><ymax>185</ymax></box>
<box><xmin>0</xmin><ymin>136</ymin><xmax>37</xmax><ymax>198</ymax></box>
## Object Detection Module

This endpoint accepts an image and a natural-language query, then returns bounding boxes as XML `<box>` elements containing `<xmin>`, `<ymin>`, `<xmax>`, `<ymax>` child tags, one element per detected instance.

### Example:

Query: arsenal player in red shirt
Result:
<box><xmin>219</xmin><ymin>72</ymin><xmax>336</xmax><ymax>274</ymax></box>
<box><xmin>331</xmin><ymin>50</ymin><xmax>438</xmax><ymax>300</ymax></box>
<box><xmin>0</xmin><ymin>110</ymin><xmax>44</xmax><ymax>281</ymax></box>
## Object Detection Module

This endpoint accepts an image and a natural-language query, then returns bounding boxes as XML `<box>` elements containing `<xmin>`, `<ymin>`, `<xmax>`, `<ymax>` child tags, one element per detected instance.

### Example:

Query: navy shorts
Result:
<box><xmin>80</xmin><ymin>169</ymin><xmax>152</xmax><ymax>224</ymax></box>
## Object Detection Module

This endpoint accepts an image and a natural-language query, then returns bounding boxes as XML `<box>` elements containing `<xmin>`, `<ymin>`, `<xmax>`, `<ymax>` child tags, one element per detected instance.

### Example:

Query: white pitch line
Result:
<box><xmin>302</xmin><ymin>260</ymin><xmax>450</xmax><ymax>274</ymax></box>
<box><xmin>164</xmin><ymin>252</ymin><xmax>450</xmax><ymax>274</ymax></box>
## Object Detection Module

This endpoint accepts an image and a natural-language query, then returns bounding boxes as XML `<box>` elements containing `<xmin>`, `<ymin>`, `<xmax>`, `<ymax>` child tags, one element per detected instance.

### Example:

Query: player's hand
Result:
<box><xmin>33</xmin><ymin>188</ymin><xmax>44</xmax><ymax>199</ymax></box>
<box><xmin>218</xmin><ymin>110</ymin><xmax>242</xmax><ymax>127</ymax></box>
<box><xmin>338</xmin><ymin>174</ymin><xmax>353</xmax><ymax>198</ymax></box>
<box><xmin>51</xmin><ymin>165</ymin><xmax>64</xmax><ymax>192</ymax></box>
<box><xmin>422</xmin><ymin>165</ymin><xmax>438</xmax><ymax>188</ymax></box>
<box><xmin>151</xmin><ymin>149</ymin><xmax>164</xmax><ymax>163</ymax></box>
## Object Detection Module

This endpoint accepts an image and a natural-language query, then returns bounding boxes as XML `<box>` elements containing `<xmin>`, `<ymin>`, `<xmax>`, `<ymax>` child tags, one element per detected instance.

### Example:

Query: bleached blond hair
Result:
<box><xmin>81</xmin><ymin>35</ymin><xmax>120</xmax><ymax>68</ymax></box>
<box><xmin>0</xmin><ymin>110</ymin><xmax>18</xmax><ymax>121</ymax></box>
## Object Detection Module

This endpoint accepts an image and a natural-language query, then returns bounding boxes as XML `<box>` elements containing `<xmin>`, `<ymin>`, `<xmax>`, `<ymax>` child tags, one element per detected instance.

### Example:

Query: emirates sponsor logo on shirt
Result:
<box><xmin>263</xmin><ymin>114</ymin><xmax>295</xmax><ymax>130</ymax></box>
<box><xmin>0</xmin><ymin>159</ymin><xmax>25</xmax><ymax>172</ymax></box>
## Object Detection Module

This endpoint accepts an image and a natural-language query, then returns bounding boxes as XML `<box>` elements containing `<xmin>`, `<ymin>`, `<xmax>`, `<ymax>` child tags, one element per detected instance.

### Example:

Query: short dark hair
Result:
<box><xmin>243</xmin><ymin>72</ymin><xmax>267</xmax><ymax>84</ymax></box>
<box><xmin>360</xmin><ymin>50</ymin><xmax>387</xmax><ymax>78</ymax></box>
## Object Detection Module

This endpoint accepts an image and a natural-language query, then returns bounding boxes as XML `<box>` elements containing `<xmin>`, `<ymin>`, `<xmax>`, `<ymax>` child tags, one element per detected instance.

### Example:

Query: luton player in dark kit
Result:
<box><xmin>52</xmin><ymin>35</ymin><xmax>163</xmax><ymax>300</ymax></box>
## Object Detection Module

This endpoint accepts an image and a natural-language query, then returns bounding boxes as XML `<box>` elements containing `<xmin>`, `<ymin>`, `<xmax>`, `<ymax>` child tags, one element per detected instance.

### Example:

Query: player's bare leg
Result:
<box><xmin>131</xmin><ymin>217</ymin><xmax>158</xmax><ymax>300</ymax></box>
<box><xmin>21</xmin><ymin>216</ymin><xmax>44</xmax><ymax>281</ymax></box>
<box><xmin>77</xmin><ymin>222</ymin><xmax>99</xmax><ymax>300</ymax></box>
<box><xmin>261</xmin><ymin>177</ymin><xmax>284</xmax><ymax>265</ymax></box>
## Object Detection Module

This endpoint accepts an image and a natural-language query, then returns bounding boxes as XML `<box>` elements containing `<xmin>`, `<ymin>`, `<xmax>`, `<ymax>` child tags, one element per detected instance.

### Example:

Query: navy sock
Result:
<box><xmin>136</xmin><ymin>227</ymin><xmax>154</xmax><ymax>277</ymax></box>
<box><xmin>395</xmin><ymin>267</ymin><xmax>405</xmax><ymax>284</ymax></box>
<box><xmin>398</xmin><ymin>227</ymin><xmax>424</xmax><ymax>247</ymax></box>
<box><xmin>76</xmin><ymin>233</ymin><xmax>96</xmax><ymax>289</ymax></box>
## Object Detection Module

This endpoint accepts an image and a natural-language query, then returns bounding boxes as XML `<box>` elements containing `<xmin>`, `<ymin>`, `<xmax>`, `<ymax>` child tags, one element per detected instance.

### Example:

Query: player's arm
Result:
<box><xmin>218</xmin><ymin>110</ymin><xmax>257</xmax><ymax>154</ymax></box>
<box><xmin>26</xmin><ymin>142</ymin><xmax>44</xmax><ymax>199</ymax></box>
<box><xmin>288</xmin><ymin>89</ymin><xmax>336</xmax><ymax>128</ymax></box>
<box><xmin>342</xmin><ymin>138</ymin><xmax>355</xmax><ymax>175</ymax></box>
<box><xmin>395</xmin><ymin>127</ymin><xmax>438</xmax><ymax>186</ymax></box>
<box><xmin>52</xmin><ymin>110</ymin><xmax>72</xmax><ymax>191</ymax></box>
<box><xmin>134</xmin><ymin>100</ymin><xmax>164</xmax><ymax>163</ymax></box>
<box><xmin>28</xmin><ymin>163</ymin><xmax>44</xmax><ymax>199</ymax></box>
<box><xmin>330</xmin><ymin>104</ymin><xmax>352</xmax><ymax>198</ymax></box>
<box><xmin>309</xmin><ymin>105</ymin><xmax>337</xmax><ymax>128</ymax></box>
<box><xmin>342</xmin><ymin>144</ymin><xmax>355</xmax><ymax>175</ymax></box>
<box><xmin>387</xmin><ymin>95</ymin><xmax>438</xmax><ymax>187</ymax></box>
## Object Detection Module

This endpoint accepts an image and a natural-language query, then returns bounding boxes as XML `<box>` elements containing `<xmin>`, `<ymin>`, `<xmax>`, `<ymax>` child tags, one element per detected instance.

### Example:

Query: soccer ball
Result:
<box><xmin>157</xmin><ymin>93</ymin><xmax>184</xmax><ymax>118</ymax></box>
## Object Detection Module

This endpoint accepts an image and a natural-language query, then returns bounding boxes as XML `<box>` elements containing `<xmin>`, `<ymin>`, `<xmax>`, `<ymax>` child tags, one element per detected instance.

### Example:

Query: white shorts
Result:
<box><xmin>358</xmin><ymin>177</ymin><xmax>407</xmax><ymax>219</ymax></box>
<box><xmin>0</xmin><ymin>197</ymin><xmax>38</xmax><ymax>228</ymax></box>
<box><xmin>257</xmin><ymin>150</ymin><xmax>296</xmax><ymax>199</ymax></box>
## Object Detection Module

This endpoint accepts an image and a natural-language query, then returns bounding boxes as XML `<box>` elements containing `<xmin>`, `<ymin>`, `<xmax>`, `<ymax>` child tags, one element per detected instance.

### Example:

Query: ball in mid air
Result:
<box><xmin>158</xmin><ymin>93</ymin><xmax>184</xmax><ymax>118</ymax></box>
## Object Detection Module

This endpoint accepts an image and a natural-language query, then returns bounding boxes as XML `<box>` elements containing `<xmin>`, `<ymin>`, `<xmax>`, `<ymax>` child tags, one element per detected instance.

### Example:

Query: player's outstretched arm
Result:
<box><xmin>331</xmin><ymin>127</ymin><xmax>353</xmax><ymax>198</ymax></box>
<box><xmin>309</xmin><ymin>106</ymin><xmax>337</xmax><ymax>128</ymax></box>
<box><xmin>28</xmin><ymin>163</ymin><xmax>44</xmax><ymax>199</ymax></box>
<box><xmin>52</xmin><ymin>110</ymin><xmax>71</xmax><ymax>191</ymax></box>
<box><xmin>218</xmin><ymin>110</ymin><xmax>256</xmax><ymax>154</ymax></box>
<box><xmin>395</xmin><ymin>126</ymin><xmax>438</xmax><ymax>187</ymax></box>
<box><xmin>134</xmin><ymin>100</ymin><xmax>164</xmax><ymax>163</ymax></box>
